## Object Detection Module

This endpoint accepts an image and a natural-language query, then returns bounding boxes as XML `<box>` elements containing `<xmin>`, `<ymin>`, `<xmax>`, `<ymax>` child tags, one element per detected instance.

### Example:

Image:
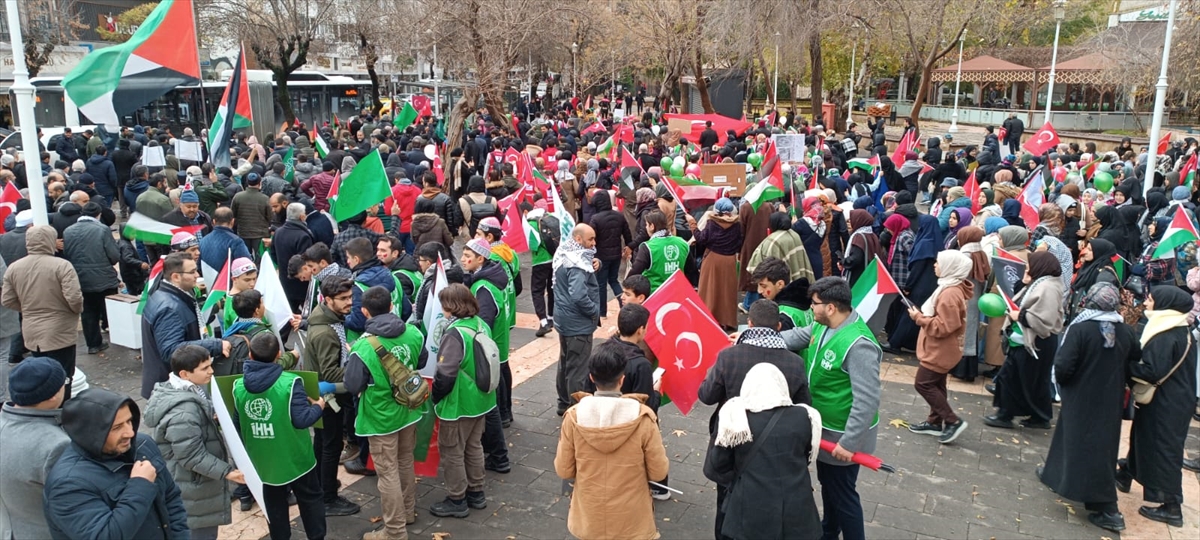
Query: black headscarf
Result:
<box><xmin>1073</xmin><ymin>238</ymin><xmax>1117</xmax><ymax>292</ymax></box>
<box><xmin>1150</xmin><ymin>285</ymin><xmax>1193</xmax><ymax>313</ymax></box>
<box><xmin>1027</xmin><ymin>251</ymin><xmax>1062</xmax><ymax>279</ymax></box>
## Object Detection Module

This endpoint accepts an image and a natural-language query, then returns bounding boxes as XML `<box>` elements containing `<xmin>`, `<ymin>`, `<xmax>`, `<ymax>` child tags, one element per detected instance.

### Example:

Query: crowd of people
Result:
<box><xmin>0</xmin><ymin>89</ymin><xmax>1198</xmax><ymax>540</ymax></box>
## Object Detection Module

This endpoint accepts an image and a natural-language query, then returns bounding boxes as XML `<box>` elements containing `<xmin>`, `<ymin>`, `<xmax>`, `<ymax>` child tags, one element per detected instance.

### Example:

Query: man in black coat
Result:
<box><xmin>1002</xmin><ymin>113</ymin><xmax>1025</xmax><ymax>156</ymax></box>
<box><xmin>698</xmin><ymin>299</ymin><xmax>812</xmax><ymax>538</ymax></box>
<box><xmin>699</xmin><ymin>121</ymin><xmax>719</xmax><ymax>151</ymax></box>
<box><xmin>272</xmin><ymin>202</ymin><xmax>316</xmax><ymax>312</ymax></box>
<box><xmin>110</xmin><ymin>139</ymin><xmax>138</xmax><ymax>215</ymax></box>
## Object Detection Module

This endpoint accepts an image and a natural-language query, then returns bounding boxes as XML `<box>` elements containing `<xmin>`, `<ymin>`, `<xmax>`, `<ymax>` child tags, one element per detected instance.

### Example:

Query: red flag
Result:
<box><xmin>1080</xmin><ymin>159</ymin><xmax>1099</xmax><ymax>180</ymax></box>
<box><xmin>963</xmin><ymin>170</ymin><xmax>981</xmax><ymax>214</ymax></box>
<box><xmin>890</xmin><ymin>130</ymin><xmax>917</xmax><ymax>165</ymax></box>
<box><xmin>433</xmin><ymin>150</ymin><xmax>445</xmax><ymax>187</ymax></box>
<box><xmin>498</xmin><ymin>190</ymin><xmax>531</xmax><ymax>253</ymax></box>
<box><xmin>1158</xmin><ymin>132</ymin><xmax>1173</xmax><ymax>154</ymax></box>
<box><xmin>1022</xmin><ymin>122</ymin><xmax>1060</xmax><ymax>156</ymax></box>
<box><xmin>643</xmin><ymin>271</ymin><xmax>730</xmax><ymax>415</ymax></box>
<box><xmin>411</xmin><ymin>94</ymin><xmax>432</xmax><ymax>119</ymax></box>
<box><xmin>620</xmin><ymin>145</ymin><xmax>644</xmax><ymax>173</ymax></box>
<box><xmin>662</xmin><ymin>114</ymin><xmax>754</xmax><ymax>146</ymax></box>
<box><xmin>867</xmin><ymin>154</ymin><xmax>880</xmax><ymax>168</ymax></box>
<box><xmin>615</xmin><ymin>123</ymin><xmax>634</xmax><ymax>144</ymax></box>
<box><xmin>0</xmin><ymin>181</ymin><xmax>21</xmax><ymax>234</ymax></box>
<box><xmin>997</xmin><ymin>127</ymin><xmax>1007</xmax><ymax>141</ymax></box>
<box><xmin>510</xmin><ymin>113</ymin><xmax>521</xmax><ymax>136</ymax></box>
<box><xmin>580</xmin><ymin>122</ymin><xmax>606</xmax><ymax>136</ymax></box>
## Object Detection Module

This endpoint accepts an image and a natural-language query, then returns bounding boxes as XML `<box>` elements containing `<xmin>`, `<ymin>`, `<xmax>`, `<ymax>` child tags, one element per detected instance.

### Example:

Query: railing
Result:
<box><xmin>883</xmin><ymin>102</ymin><xmax>1158</xmax><ymax>132</ymax></box>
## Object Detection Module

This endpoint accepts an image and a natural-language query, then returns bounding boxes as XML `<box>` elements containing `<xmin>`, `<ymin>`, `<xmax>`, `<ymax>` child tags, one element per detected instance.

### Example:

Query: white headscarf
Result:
<box><xmin>921</xmin><ymin>250</ymin><xmax>973</xmax><ymax>317</ymax></box>
<box><xmin>715</xmin><ymin>364</ymin><xmax>821</xmax><ymax>459</ymax></box>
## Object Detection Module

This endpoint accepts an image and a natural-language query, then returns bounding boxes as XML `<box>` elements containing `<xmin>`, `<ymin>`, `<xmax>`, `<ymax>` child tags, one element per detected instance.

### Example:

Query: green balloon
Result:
<box><xmin>670</xmin><ymin>163</ymin><xmax>685</xmax><ymax>177</ymax></box>
<box><xmin>1094</xmin><ymin>172</ymin><xmax>1114</xmax><ymax>193</ymax></box>
<box><xmin>978</xmin><ymin>293</ymin><xmax>1008</xmax><ymax>318</ymax></box>
<box><xmin>748</xmin><ymin>152</ymin><xmax>763</xmax><ymax>169</ymax></box>
<box><xmin>660</xmin><ymin>157</ymin><xmax>673</xmax><ymax>170</ymax></box>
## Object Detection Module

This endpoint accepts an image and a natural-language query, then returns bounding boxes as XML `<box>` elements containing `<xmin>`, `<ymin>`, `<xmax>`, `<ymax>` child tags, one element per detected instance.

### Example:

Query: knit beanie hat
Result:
<box><xmin>179</xmin><ymin>189</ymin><xmax>200</xmax><ymax>204</ymax></box>
<box><xmin>477</xmin><ymin>217</ymin><xmax>502</xmax><ymax>236</ymax></box>
<box><xmin>465</xmin><ymin>238</ymin><xmax>492</xmax><ymax>257</ymax></box>
<box><xmin>9</xmin><ymin>357</ymin><xmax>66</xmax><ymax>406</ymax></box>
<box><xmin>231</xmin><ymin>257</ymin><xmax>257</xmax><ymax>277</ymax></box>
<box><xmin>170</xmin><ymin>232</ymin><xmax>198</xmax><ymax>250</ymax></box>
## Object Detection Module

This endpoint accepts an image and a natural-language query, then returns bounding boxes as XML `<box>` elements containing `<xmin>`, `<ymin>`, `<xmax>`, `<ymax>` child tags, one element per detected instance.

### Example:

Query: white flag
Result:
<box><xmin>420</xmin><ymin>257</ymin><xmax>449</xmax><ymax>377</ymax></box>
<box><xmin>255</xmin><ymin>253</ymin><xmax>296</xmax><ymax>343</ymax></box>
<box><xmin>211</xmin><ymin>380</ymin><xmax>267</xmax><ymax>521</ymax></box>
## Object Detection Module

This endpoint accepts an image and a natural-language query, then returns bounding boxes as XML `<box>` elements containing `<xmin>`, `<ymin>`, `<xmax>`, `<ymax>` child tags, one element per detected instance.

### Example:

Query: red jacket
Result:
<box><xmin>390</xmin><ymin>182</ymin><xmax>421</xmax><ymax>233</ymax></box>
<box><xmin>300</xmin><ymin>171</ymin><xmax>337</xmax><ymax>212</ymax></box>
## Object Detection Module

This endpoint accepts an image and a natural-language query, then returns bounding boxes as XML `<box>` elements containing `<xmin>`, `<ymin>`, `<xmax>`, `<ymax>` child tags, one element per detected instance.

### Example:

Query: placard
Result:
<box><xmin>173</xmin><ymin>140</ymin><xmax>203</xmax><ymax>162</ymax></box>
<box><xmin>613</xmin><ymin>109</ymin><xmax>625</xmax><ymax>121</ymax></box>
<box><xmin>772</xmin><ymin>134</ymin><xmax>807</xmax><ymax>163</ymax></box>
<box><xmin>701</xmin><ymin>163</ymin><xmax>747</xmax><ymax>196</ymax></box>
<box><xmin>667</xmin><ymin>118</ymin><xmax>694</xmax><ymax>136</ymax></box>
<box><xmin>143</xmin><ymin>146</ymin><xmax>165</xmax><ymax>167</ymax></box>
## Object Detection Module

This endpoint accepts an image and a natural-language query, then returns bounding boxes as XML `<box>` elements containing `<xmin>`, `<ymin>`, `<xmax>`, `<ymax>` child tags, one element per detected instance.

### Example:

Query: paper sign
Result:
<box><xmin>613</xmin><ymin>109</ymin><xmax>625</xmax><ymax>121</ymax></box>
<box><xmin>143</xmin><ymin>146</ymin><xmax>165</xmax><ymax>167</ymax></box>
<box><xmin>700</xmin><ymin>163</ymin><xmax>746</xmax><ymax>196</ymax></box>
<box><xmin>772</xmin><ymin>134</ymin><xmax>807</xmax><ymax>163</ymax></box>
<box><xmin>211</xmin><ymin>378</ymin><xmax>267</xmax><ymax>521</ymax></box>
<box><xmin>667</xmin><ymin>118</ymin><xmax>694</xmax><ymax>136</ymax></box>
<box><xmin>174</xmin><ymin>140</ymin><xmax>203</xmax><ymax>162</ymax></box>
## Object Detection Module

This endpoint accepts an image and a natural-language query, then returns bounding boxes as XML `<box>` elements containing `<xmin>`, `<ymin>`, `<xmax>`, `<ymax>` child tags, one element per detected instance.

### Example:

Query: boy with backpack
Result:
<box><xmin>430</xmin><ymin>283</ymin><xmax>502</xmax><ymax>518</ymax></box>
<box><xmin>221</xmin><ymin>289</ymin><xmax>298</xmax><ymax>376</ymax></box>
<box><xmin>522</xmin><ymin>199</ymin><xmax>560</xmax><ymax>337</ymax></box>
<box><xmin>344</xmin><ymin>286</ymin><xmax>429</xmax><ymax>540</ymax></box>
<box><xmin>233</xmin><ymin>333</ymin><xmax>327</xmax><ymax>540</ymax></box>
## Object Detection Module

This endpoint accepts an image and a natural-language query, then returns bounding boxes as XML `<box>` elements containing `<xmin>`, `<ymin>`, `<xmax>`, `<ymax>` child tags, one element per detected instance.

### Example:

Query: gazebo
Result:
<box><xmin>931</xmin><ymin>55</ymin><xmax>1037</xmax><ymax>108</ymax></box>
<box><xmin>1036</xmin><ymin>52</ymin><xmax>1119</xmax><ymax>111</ymax></box>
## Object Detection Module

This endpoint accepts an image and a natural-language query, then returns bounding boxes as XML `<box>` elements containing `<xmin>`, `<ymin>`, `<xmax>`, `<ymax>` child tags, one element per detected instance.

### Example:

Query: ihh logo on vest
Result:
<box><xmin>821</xmin><ymin>349</ymin><xmax>837</xmax><ymax>370</ymax></box>
<box><xmin>246</xmin><ymin>398</ymin><xmax>276</xmax><ymax>439</ymax></box>
<box><xmin>390</xmin><ymin>345</ymin><xmax>412</xmax><ymax>365</ymax></box>
<box><xmin>663</xmin><ymin>244</ymin><xmax>681</xmax><ymax>274</ymax></box>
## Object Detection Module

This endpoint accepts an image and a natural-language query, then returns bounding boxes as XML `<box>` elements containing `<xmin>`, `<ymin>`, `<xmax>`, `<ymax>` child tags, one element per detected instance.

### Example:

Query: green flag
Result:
<box><xmin>393</xmin><ymin>102</ymin><xmax>418</xmax><ymax>128</ymax></box>
<box><xmin>283</xmin><ymin>146</ymin><xmax>295</xmax><ymax>183</ymax></box>
<box><xmin>330</xmin><ymin>149</ymin><xmax>391</xmax><ymax>222</ymax></box>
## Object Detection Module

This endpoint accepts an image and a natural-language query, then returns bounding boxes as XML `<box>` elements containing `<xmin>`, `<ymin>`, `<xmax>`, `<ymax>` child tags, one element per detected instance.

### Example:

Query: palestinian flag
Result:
<box><xmin>207</xmin><ymin>44</ymin><xmax>251</xmax><ymax>170</ymax></box>
<box><xmin>743</xmin><ymin>139</ymin><xmax>784</xmax><ymax>211</ymax></box>
<box><xmin>1080</xmin><ymin>160</ymin><xmax>1099</xmax><ymax>180</ymax></box>
<box><xmin>1153</xmin><ymin>205</ymin><xmax>1200</xmax><ymax>258</ymax></box>
<box><xmin>1179</xmin><ymin>153</ymin><xmax>1198</xmax><ymax>188</ymax></box>
<box><xmin>313</xmin><ymin>128</ymin><xmax>331</xmax><ymax>159</ymax></box>
<box><xmin>1111</xmin><ymin>254</ymin><xmax>1126</xmax><ymax>282</ymax></box>
<box><xmin>596</xmin><ymin>135</ymin><xmax>616</xmax><ymax>158</ymax></box>
<box><xmin>850</xmin><ymin>256</ymin><xmax>900</xmax><ymax>321</ymax></box>
<box><xmin>123</xmin><ymin>212</ymin><xmax>203</xmax><ymax>245</ymax></box>
<box><xmin>136</xmin><ymin>259</ymin><xmax>164</xmax><ymax>315</ymax></box>
<box><xmin>62</xmin><ymin>0</ymin><xmax>199</xmax><ymax>126</ymax></box>
<box><xmin>200</xmin><ymin>253</ymin><xmax>232</xmax><ymax>335</ymax></box>
<box><xmin>991</xmin><ymin>248</ymin><xmax>1026</xmax><ymax>311</ymax></box>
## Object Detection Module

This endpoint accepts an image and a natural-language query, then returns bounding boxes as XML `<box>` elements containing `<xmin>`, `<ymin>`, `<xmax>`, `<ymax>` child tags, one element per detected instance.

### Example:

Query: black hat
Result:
<box><xmin>81</xmin><ymin>202</ymin><xmax>102</xmax><ymax>217</ymax></box>
<box><xmin>9</xmin><ymin>357</ymin><xmax>66</xmax><ymax>406</ymax></box>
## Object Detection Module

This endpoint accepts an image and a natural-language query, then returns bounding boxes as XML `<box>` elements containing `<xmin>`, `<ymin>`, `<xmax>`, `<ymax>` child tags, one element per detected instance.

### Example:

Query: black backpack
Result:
<box><xmin>538</xmin><ymin>214</ymin><xmax>561</xmax><ymax>255</ymax></box>
<box><xmin>468</xmin><ymin>195</ymin><xmax>498</xmax><ymax>236</ymax></box>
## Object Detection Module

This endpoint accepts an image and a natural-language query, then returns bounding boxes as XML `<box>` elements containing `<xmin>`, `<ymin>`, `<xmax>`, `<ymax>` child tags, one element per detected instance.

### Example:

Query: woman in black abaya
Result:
<box><xmin>886</xmin><ymin>213</ymin><xmax>942</xmax><ymax>353</ymax></box>
<box><xmin>1115</xmin><ymin>286</ymin><xmax>1196</xmax><ymax>528</ymax></box>
<box><xmin>1039</xmin><ymin>282</ymin><xmax>1139</xmax><ymax>533</ymax></box>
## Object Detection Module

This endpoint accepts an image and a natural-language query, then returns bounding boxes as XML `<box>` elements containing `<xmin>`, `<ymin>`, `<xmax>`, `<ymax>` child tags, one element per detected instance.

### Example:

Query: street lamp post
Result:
<box><xmin>4</xmin><ymin>0</ymin><xmax>49</xmax><ymax>225</ymax></box>
<box><xmin>949</xmin><ymin>28</ymin><xmax>966</xmax><ymax>133</ymax></box>
<box><xmin>847</xmin><ymin>36</ymin><xmax>857</xmax><ymax>126</ymax></box>
<box><xmin>1044</xmin><ymin>0</ymin><xmax>1066</xmax><ymax>123</ymax></box>
<box><xmin>772</xmin><ymin>31</ymin><xmax>781</xmax><ymax>111</ymax></box>
<box><xmin>1143</xmin><ymin>0</ymin><xmax>1178</xmax><ymax>199</ymax></box>
<box><xmin>571</xmin><ymin>42</ymin><xmax>579</xmax><ymax>99</ymax></box>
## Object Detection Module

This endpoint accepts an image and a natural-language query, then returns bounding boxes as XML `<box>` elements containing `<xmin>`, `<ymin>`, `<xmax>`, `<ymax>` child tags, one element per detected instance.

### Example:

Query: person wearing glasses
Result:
<box><xmin>140</xmin><ymin>253</ymin><xmax>231</xmax><ymax>399</ymax></box>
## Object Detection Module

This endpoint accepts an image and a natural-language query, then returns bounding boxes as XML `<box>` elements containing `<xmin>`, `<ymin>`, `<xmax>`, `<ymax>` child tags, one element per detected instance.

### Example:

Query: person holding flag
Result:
<box><xmin>343</xmin><ymin>286</ymin><xmax>429</xmax><ymax>540</ymax></box>
<box><xmin>905</xmin><ymin>251</ymin><xmax>973</xmax><ymax>444</ymax></box>
<box><xmin>984</xmin><ymin>252</ymin><xmax>1065</xmax><ymax>430</ymax></box>
<box><xmin>628</xmin><ymin>210</ymin><xmax>694</xmax><ymax>294</ymax></box>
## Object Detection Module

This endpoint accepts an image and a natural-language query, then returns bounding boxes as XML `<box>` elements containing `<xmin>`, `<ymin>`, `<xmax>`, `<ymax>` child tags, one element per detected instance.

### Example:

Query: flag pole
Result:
<box><xmin>192</xmin><ymin>0</ymin><xmax>210</xmax><ymax>130</ymax></box>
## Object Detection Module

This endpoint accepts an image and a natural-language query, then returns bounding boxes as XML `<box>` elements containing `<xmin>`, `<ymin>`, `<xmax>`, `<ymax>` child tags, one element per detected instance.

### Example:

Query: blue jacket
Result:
<box><xmin>124</xmin><ymin>178</ymin><xmax>149</xmax><ymax>214</ymax></box>
<box><xmin>347</xmin><ymin>259</ymin><xmax>398</xmax><ymax>332</ymax></box>
<box><xmin>86</xmin><ymin>154</ymin><xmax>119</xmax><ymax>200</ymax></box>
<box><xmin>936</xmin><ymin>196</ymin><xmax>973</xmax><ymax>232</ymax></box>
<box><xmin>44</xmin><ymin>390</ymin><xmax>189</xmax><ymax>540</ymax></box>
<box><xmin>140</xmin><ymin>282</ymin><xmax>224</xmax><ymax>398</ymax></box>
<box><xmin>55</xmin><ymin>135</ymin><xmax>80</xmax><ymax>163</ymax></box>
<box><xmin>198</xmin><ymin>226</ymin><xmax>252</xmax><ymax>273</ymax></box>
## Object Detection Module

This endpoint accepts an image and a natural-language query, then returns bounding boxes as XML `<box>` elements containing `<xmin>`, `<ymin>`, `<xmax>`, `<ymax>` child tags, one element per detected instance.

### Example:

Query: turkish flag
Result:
<box><xmin>497</xmin><ymin>189</ymin><xmax>530</xmax><ymax>253</ymax></box>
<box><xmin>963</xmin><ymin>170</ymin><xmax>981</xmax><ymax>214</ymax></box>
<box><xmin>1158</xmin><ymin>132</ymin><xmax>1173</xmax><ymax>154</ymax></box>
<box><xmin>411</xmin><ymin>95</ymin><xmax>432</xmax><ymax>119</ymax></box>
<box><xmin>0</xmin><ymin>181</ymin><xmax>21</xmax><ymax>234</ymax></box>
<box><xmin>662</xmin><ymin>113</ymin><xmax>754</xmax><ymax>146</ymax></box>
<box><xmin>643</xmin><ymin>271</ymin><xmax>730</xmax><ymax>416</ymax></box>
<box><xmin>1022</xmin><ymin>121</ymin><xmax>1060</xmax><ymax>156</ymax></box>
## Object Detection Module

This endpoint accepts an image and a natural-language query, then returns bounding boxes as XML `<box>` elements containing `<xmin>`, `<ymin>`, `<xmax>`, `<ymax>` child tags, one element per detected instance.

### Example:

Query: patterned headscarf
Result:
<box><xmin>1063</xmin><ymin>282</ymin><xmax>1124</xmax><ymax>348</ymax></box>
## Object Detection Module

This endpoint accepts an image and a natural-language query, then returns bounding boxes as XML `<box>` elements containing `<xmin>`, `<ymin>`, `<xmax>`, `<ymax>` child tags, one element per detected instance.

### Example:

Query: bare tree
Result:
<box><xmin>16</xmin><ymin>0</ymin><xmax>86</xmax><ymax>77</ymax></box>
<box><xmin>881</xmin><ymin>0</ymin><xmax>978</xmax><ymax>131</ymax></box>
<box><xmin>200</xmin><ymin>0</ymin><xmax>338</xmax><ymax>125</ymax></box>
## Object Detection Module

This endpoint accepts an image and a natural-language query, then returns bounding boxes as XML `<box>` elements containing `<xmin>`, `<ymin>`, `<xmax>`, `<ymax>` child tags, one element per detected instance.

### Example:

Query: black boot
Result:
<box><xmin>1138</xmin><ymin>504</ymin><xmax>1183</xmax><ymax>527</ymax></box>
<box><xmin>1087</xmin><ymin>511</ymin><xmax>1125</xmax><ymax>532</ymax></box>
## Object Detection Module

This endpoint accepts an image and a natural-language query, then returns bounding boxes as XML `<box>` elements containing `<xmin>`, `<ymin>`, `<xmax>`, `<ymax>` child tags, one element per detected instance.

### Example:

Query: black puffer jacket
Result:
<box><xmin>587</xmin><ymin>191</ymin><xmax>631</xmax><ymax>261</ymax></box>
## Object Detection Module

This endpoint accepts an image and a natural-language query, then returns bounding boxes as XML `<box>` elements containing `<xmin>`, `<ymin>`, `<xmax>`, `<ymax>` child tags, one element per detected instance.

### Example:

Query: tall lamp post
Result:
<box><xmin>772</xmin><ymin>31</ymin><xmax>781</xmax><ymax>111</ymax></box>
<box><xmin>1044</xmin><ymin>0</ymin><xmax>1066</xmax><ymax>123</ymax></box>
<box><xmin>5</xmin><ymin>0</ymin><xmax>49</xmax><ymax>225</ymax></box>
<box><xmin>847</xmin><ymin>29</ymin><xmax>858</xmax><ymax>126</ymax></box>
<box><xmin>1143</xmin><ymin>0</ymin><xmax>1178</xmax><ymax>198</ymax></box>
<box><xmin>425</xmin><ymin>29</ymin><xmax>439</xmax><ymax>117</ymax></box>
<box><xmin>948</xmin><ymin>28</ymin><xmax>966</xmax><ymax>133</ymax></box>
<box><xmin>571</xmin><ymin>42</ymin><xmax>579</xmax><ymax>98</ymax></box>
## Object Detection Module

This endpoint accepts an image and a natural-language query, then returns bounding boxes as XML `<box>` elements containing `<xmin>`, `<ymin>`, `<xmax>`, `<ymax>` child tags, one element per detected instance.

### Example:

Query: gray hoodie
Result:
<box><xmin>0</xmin><ymin>403</ymin><xmax>70</xmax><ymax>540</ymax></box>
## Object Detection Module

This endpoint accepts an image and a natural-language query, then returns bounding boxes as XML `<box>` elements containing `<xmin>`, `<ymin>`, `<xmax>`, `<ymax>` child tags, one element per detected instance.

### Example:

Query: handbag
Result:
<box><xmin>1130</xmin><ymin>335</ymin><xmax>1191</xmax><ymax>405</ymax></box>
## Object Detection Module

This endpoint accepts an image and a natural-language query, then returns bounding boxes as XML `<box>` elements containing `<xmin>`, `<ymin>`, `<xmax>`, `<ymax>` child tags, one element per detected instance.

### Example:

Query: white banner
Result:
<box><xmin>211</xmin><ymin>380</ymin><xmax>267</xmax><ymax>521</ymax></box>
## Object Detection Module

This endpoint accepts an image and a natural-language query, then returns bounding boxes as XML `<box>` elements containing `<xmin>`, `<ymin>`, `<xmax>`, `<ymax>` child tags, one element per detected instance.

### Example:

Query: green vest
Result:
<box><xmin>528</xmin><ymin>218</ymin><xmax>552</xmax><ymax>266</ymax></box>
<box><xmin>352</xmin><ymin>328</ymin><xmax>428</xmax><ymax>436</ymax></box>
<box><xmin>803</xmin><ymin>320</ymin><xmax>880</xmax><ymax>432</ymax></box>
<box><xmin>780</xmin><ymin>305</ymin><xmax>813</xmax><ymax>330</ymax></box>
<box><xmin>644</xmin><ymin>236</ymin><xmax>689</xmax><ymax>291</ymax></box>
<box><xmin>233</xmin><ymin>372</ymin><xmax>316</xmax><ymax>486</ymax></box>
<box><xmin>395</xmin><ymin>269</ymin><xmax>424</xmax><ymax>305</ymax></box>
<box><xmin>434</xmin><ymin>317</ymin><xmax>497</xmax><ymax>421</ymax></box>
<box><xmin>488</xmin><ymin>252</ymin><xmax>519</xmax><ymax>331</ymax></box>
<box><xmin>350</xmin><ymin>281</ymin><xmax>404</xmax><ymax>342</ymax></box>
<box><xmin>471</xmin><ymin>279</ymin><xmax>510</xmax><ymax>362</ymax></box>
